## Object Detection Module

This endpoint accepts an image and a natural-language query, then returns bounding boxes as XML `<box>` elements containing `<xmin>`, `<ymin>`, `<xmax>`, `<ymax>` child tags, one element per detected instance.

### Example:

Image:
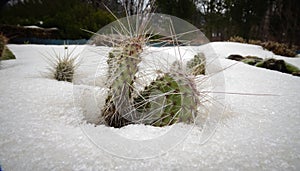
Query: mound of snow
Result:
<box><xmin>0</xmin><ymin>43</ymin><xmax>299</xmax><ymax>170</ymax></box>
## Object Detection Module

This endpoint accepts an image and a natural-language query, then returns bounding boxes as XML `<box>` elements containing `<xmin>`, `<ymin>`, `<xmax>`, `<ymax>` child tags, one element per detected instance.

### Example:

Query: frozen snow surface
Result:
<box><xmin>0</xmin><ymin>42</ymin><xmax>300</xmax><ymax>170</ymax></box>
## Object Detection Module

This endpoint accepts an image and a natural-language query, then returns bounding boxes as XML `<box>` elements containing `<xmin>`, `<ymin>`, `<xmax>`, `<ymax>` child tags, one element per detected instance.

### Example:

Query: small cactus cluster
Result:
<box><xmin>45</xmin><ymin>46</ymin><xmax>78</xmax><ymax>82</ymax></box>
<box><xmin>53</xmin><ymin>56</ymin><xmax>76</xmax><ymax>82</ymax></box>
<box><xmin>187</xmin><ymin>53</ymin><xmax>206</xmax><ymax>75</ymax></box>
<box><xmin>101</xmin><ymin>35</ymin><xmax>202</xmax><ymax>128</ymax></box>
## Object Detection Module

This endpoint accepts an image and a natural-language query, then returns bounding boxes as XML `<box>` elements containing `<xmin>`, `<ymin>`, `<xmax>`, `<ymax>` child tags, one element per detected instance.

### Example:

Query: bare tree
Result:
<box><xmin>120</xmin><ymin>0</ymin><xmax>156</xmax><ymax>15</ymax></box>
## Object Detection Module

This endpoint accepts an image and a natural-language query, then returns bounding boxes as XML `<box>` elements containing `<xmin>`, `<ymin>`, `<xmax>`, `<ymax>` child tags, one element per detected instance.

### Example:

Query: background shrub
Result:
<box><xmin>261</xmin><ymin>41</ymin><xmax>296</xmax><ymax>57</ymax></box>
<box><xmin>229</xmin><ymin>36</ymin><xmax>296</xmax><ymax>57</ymax></box>
<box><xmin>248</xmin><ymin>39</ymin><xmax>262</xmax><ymax>46</ymax></box>
<box><xmin>229</xmin><ymin>36</ymin><xmax>246</xmax><ymax>43</ymax></box>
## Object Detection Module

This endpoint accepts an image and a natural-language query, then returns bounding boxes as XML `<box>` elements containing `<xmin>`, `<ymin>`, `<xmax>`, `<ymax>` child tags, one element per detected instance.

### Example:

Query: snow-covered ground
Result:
<box><xmin>0</xmin><ymin>42</ymin><xmax>299</xmax><ymax>170</ymax></box>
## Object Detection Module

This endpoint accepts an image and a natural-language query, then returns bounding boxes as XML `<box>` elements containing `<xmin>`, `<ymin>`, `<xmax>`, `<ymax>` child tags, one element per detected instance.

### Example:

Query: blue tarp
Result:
<box><xmin>11</xmin><ymin>38</ymin><xmax>88</xmax><ymax>45</ymax></box>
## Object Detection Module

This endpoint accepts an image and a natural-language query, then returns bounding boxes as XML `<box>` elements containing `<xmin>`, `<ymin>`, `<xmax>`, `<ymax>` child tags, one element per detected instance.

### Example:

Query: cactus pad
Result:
<box><xmin>134</xmin><ymin>73</ymin><xmax>199</xmax><ymax>127</ymax></box>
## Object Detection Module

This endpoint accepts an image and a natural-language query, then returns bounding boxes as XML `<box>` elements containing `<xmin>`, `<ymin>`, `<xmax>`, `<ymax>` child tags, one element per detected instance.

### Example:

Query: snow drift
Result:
<box><xmin>0</xmin><ymin>42</ymin><xmax>299</xmax><ymax>170</ymax></box>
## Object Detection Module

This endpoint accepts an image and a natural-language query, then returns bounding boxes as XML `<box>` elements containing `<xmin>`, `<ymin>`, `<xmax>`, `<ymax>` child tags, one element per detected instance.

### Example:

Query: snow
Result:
<box><xmin>23</xmin><ymin>25</ymin><xmax>43</xmax><ymax>29</ymax></box>
<box><xmin>211</xmin><ymin>42</ymin><xmax>300</xmax><ymax>68</ymax></box>
<box><xmin>23</xmin><ymin>25</ymin><xmax>58</xmax><ymax>30</ymax></box>
<box><xmin>1</xmin><ymin>42</ymin><xmax>300</xmax><ymax>170</ymax></box>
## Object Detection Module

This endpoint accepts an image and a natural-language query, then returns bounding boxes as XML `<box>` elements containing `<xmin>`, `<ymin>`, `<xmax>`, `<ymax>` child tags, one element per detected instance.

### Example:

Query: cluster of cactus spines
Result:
<box><xmin>54</xmin><ymin>56</ymin><xmax>76</xmax><ymax>82</ymax></box>
<box><xmin>134</xmin><ymin>72</ymin><xmax>199</xmax><ymax>127</ymax></box>
<box><xmin>186</xmin><ymin>53</ymin><xmax>206</xmax><ymax>75</ymax></box>
<box><xmin>44</xmin><ymin>46</ymin><xmax>78</xmax><ymax>82</ymax></box>
<box><xmin>102</xmin><ymin>38</ymin><xmax>144</xmax><ymax>128</ymax></box>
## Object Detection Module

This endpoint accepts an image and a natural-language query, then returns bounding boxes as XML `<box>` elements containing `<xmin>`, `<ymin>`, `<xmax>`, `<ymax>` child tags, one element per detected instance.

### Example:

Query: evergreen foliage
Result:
<box><xmin>1</xmin><ymin>0</ymin><xmax>298</xmax><ymax>46</ymax></box>
<box><xmin>0</xmin><ymin>0</ymin><xmax>115</xmax><ymax>39</ymax></box>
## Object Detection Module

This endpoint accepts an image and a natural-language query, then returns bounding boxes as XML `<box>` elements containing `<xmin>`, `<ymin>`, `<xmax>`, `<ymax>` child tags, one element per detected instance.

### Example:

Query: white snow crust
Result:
<box><xmin>0</xmin><ymin>42</ymin><xmax>299</xmax><ymax>170</ymax></box>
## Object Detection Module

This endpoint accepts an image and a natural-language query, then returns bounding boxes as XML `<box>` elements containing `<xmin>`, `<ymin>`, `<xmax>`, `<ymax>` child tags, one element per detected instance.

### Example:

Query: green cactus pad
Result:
<box><xmin>134</xmin><ymin>73</ymin><xmax>199</xmax><ymax>127</ymax></box>
<box><xmin>102</xmin><ymin>41</ymin><xmax>143</xmax><ymax>128</ymax></box>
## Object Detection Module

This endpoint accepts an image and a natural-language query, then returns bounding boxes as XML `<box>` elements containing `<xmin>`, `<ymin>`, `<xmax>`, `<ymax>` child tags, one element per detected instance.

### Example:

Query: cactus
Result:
<box><xmin>134</xmin><ymin>72</ymin><xmax>199</xmax><ymax>126</ymax></box>
<box><xmin>187</xmin><ymin>53</ymin><xmax>206</xmax><ymax>75</ymax></box>
<box><xmin>44</xmin><ymin>46</ymin><xmax>79</xmax><ymax>82</ymax></box>
<box><xmin>98</xmin><ymin>17</ymin><xmax>205</xmax><ymax>127</ymax></box>
<box><xmin>101</xmin><ymin>36</ymin><xmax>202</xmax><ymax>127</ymax></box>
<box><xmin>53</xmin><ymin>56</ymin><xmax>76</xmax><ymax>82</ymax></box>
<box><xmin>102</xmin><ymin>39</ymin><xmax>144</xmax><ymax>128</ymax></box>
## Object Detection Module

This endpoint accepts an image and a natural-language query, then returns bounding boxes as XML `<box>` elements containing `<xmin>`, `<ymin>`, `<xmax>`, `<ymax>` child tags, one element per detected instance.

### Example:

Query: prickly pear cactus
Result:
<box><xmin>134</xmin><ymin>72</ymin><xmax>199</xmax><ymax>127</ymax></box>
<box><xmin>102</xmin><ymin>39</ymin><xmax>144</xmax><ymax>128</ymax></box>
<box><xmin>187</xmin><ymin>53</ymin><xmax>206</xmax><ymax>75</ymax></box>
<box><xmin>102</xmin><ymin>37</ymin><xmax>201</xmax><ymax>128</ymax></box>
